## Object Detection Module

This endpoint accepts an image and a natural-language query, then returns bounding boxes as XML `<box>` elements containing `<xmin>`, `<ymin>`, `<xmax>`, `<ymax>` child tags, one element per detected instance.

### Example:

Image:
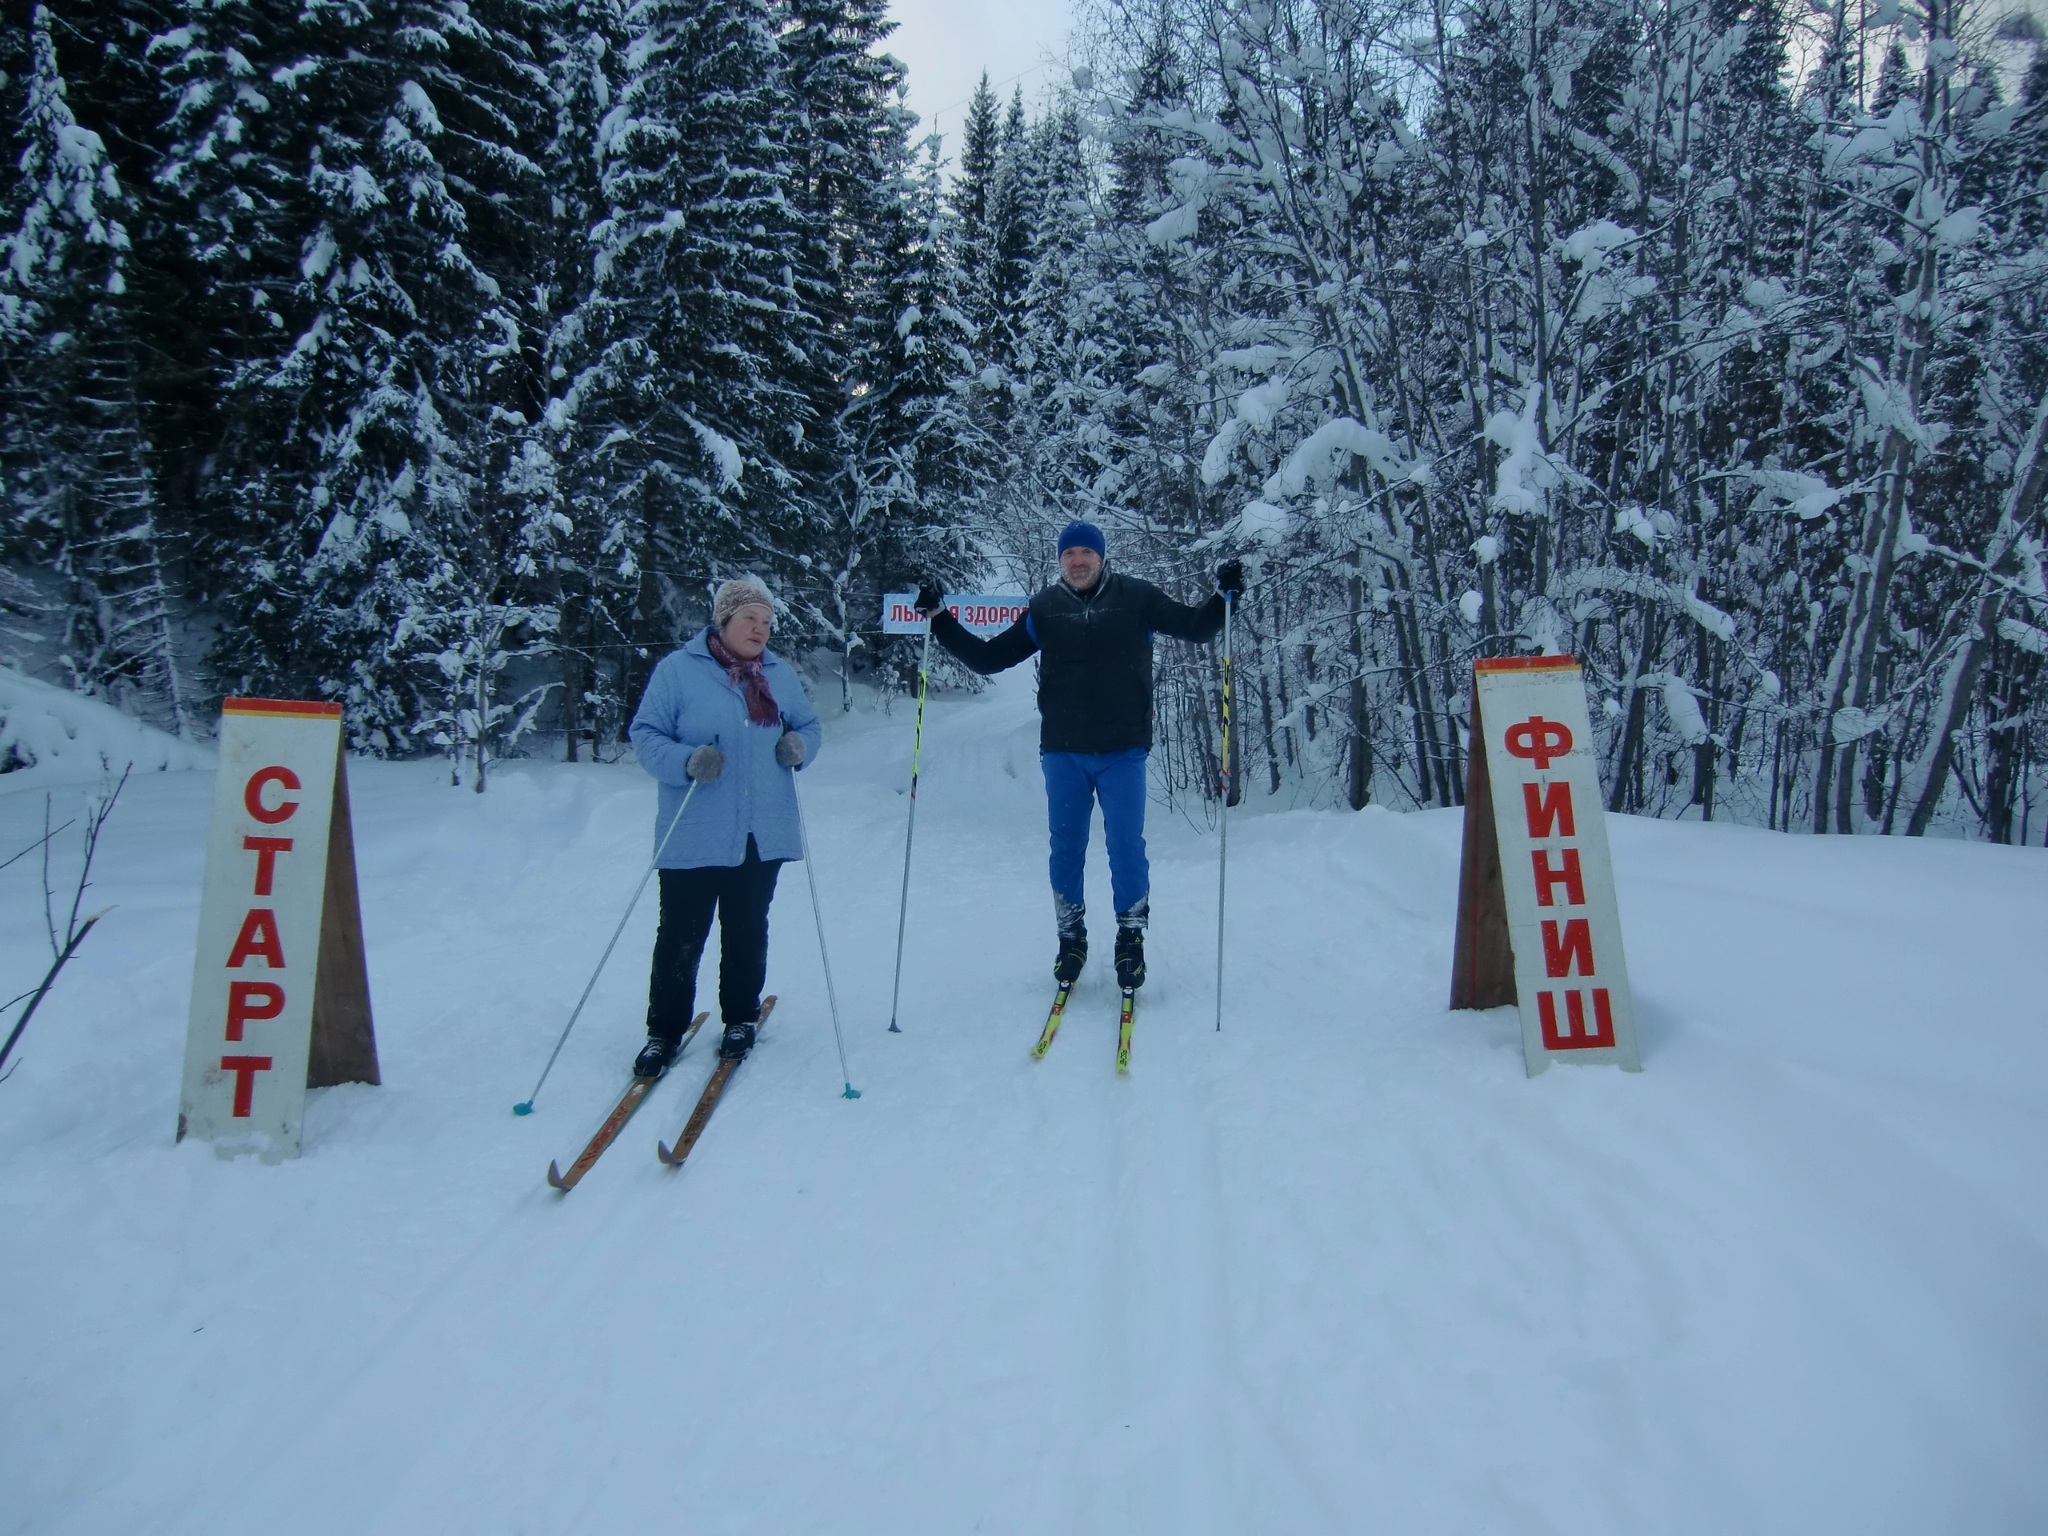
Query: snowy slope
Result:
<box><xmin>2</xmin><ymin>669</ymin><xmax>2044</xmax><ymax>1535</ymax></box>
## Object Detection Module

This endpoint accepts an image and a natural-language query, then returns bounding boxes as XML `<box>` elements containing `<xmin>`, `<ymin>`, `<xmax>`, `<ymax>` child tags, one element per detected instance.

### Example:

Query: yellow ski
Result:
<box><xmin>1031</xmin><ymin>982</ymin><xmax>1073</xmax><ymax>1060</ymax></box>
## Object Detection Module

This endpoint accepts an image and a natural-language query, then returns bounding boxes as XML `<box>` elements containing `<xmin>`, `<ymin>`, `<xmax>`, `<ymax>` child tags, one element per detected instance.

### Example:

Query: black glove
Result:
<box><xmin>915</xmin><ymin>581</ymin><xmax>945</xmax><ymax>618</ymax></box>
<box><xmin>775</xmin><ymin>730</ymin><xmax>806</xmax><ymax>768</ymax></box>
<box><xmin>1216</xmin><ymin>559</ymin><xmax>1246</xmax><ymax>597</ymax></box>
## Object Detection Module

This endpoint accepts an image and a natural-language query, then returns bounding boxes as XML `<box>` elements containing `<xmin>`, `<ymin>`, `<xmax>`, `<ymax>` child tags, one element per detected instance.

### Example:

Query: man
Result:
<box><xmin>917</xmin><ymin>520</ymin><xmax>1244</xmax><ymax>990</ymax></box>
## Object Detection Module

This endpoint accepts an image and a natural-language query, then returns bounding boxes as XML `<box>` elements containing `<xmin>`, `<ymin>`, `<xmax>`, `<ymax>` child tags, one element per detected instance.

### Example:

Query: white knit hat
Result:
<box><xmin>712</xmin><ymin>577</ymin><xmax>774</xmax><ymax>629</ymax></box>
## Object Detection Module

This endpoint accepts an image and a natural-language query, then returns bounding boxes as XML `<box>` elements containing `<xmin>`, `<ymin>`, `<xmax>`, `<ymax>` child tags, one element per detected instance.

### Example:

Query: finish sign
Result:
<box><xmin>1450</xmin><ymin>656</ymin><xmax>1641</xmax><ymax>1075</ymax></box>
<box><xmin>178</xmin><ymin>698</ymin><xmax>378</xmax><ymax>1159</ymax></box>
<box><xmin>882</xmin><ymin>593</ymin><xmax>1029</xmax><ymax>637</ymax></box>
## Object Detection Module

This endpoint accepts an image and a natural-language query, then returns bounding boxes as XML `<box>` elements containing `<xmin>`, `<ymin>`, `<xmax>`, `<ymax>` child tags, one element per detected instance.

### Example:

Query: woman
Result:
<box><xmin>628</xmin><ymin>577</ymin><xmax>822</xmax><ymax>1073</ymax></box>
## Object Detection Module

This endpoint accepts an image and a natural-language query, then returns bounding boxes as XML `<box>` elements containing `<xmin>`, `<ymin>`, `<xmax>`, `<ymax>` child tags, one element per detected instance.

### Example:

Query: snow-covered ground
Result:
<box><xmin>3</xmin><ymin>668</ymin><xmax>2045</xmax><ymax>1535</ymax></box>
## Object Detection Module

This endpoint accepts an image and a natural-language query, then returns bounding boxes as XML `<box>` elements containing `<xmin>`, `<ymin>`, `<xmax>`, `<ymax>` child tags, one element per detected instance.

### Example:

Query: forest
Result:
<box><xmin>4</xmin><ymin>0</ymin><xmax>2047</xmax><ymax>838</ymax></box>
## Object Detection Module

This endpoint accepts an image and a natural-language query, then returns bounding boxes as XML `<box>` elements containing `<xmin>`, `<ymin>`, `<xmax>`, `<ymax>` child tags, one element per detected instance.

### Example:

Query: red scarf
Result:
<box><xmin>707</xmin><ymin>631</ymin><xmax>780</xmax><ymax>726</ymax></box>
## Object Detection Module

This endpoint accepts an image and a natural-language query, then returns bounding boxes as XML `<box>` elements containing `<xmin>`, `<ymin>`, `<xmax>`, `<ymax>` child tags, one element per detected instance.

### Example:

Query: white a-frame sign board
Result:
<box><xmin>179</xmin><ymin>698</ymin><xmax>377</xmax><ymax>1159</ymax></box>
<box><xmin>1450</xmin><ymin>657</ymin><xmax>1641</xmax><ymax>1076</ymax></box>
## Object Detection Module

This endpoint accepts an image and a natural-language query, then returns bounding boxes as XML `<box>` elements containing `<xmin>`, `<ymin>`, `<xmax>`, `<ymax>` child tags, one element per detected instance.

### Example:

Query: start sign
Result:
<box><xmin>1450</xmin><ymin>657</ymin><xmax>1641</xmax><ymax>1075</ymax></box>
<box><xmin>178</xmin><ymin>699</ymin><xmax>378</xmax><ymax>1159</ymax></box>
<box><xmin>881</xmin><ymin>592</ymin><xmax>1029</xmax><ymax>637</ymax></box>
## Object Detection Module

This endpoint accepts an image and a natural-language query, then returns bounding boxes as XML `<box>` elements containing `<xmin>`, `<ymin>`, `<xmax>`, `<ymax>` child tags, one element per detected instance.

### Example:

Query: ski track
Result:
<box><xmin>3</xmin><ymin>670</ymin><xmax>2047</xmax><ymax>1534</ymax></box>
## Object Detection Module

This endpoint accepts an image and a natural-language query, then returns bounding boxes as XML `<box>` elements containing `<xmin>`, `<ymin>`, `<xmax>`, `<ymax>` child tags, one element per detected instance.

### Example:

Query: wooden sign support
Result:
<box><xmin>1450</xmin><ymin>682</ymin><xmax>1517</xmax><ymax>1011</ymax></box>
<box><xmin>307</xmin><ymin>751</ymin><xmax>378</xmax><ymax>1090</ymax></box>
<box><xmin>1449</xmin><ymin>657</ymin><xmax>1641</xmax><ymax>1075</ymax></box>
<box><xmin>179</xmin><ymin>699</ymin><xmax>377</xmax><ymax>1159</ymax></box>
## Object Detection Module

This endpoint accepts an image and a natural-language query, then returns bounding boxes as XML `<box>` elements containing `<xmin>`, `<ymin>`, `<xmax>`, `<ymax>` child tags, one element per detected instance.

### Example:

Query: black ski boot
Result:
<box><xmin>1053</xmin><ymin>893</ymin><xmax>1088</xmax><ymax>985</ymax></box>
<box><xmin>718</xmin><ymin>1019</ymin><xmax>757</xmax><ymax>1061</ymax></box>
<box><xmin>634</xmin><ymin>1033</ymin><xmax>679</xmax><ymax>1079</ymax></box>
<box><xmin>1114</xmin><ymin>926</ymin><xmax>1146</xmax><ymax>989</ymax></box>
<box><xmin>1054</xmin><ymin>933</ymin><xmax>1088</xmax><ymax>985</ymax></box>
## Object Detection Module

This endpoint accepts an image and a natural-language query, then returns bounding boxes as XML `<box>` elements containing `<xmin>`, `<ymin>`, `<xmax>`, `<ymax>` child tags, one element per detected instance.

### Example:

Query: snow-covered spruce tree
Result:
<box><xmin>826</xmin><ymin>128</ymin><xmax>988</xmax><ymax>706</ymax></box>
<box><xmin>954</xmin><ymin>92</ymin><xmax>1095</xmax><ymax>599</ymax></box>
<box><xmin>149</xmin><ymin>0</ymin><xmax>314</xmax><ymax>592</ymax></box>
<box><xmin>555</xmin><ymin>0</ymin><xmax>818</xmax><ymax>694</ymax></box>
<box><xmin>177</xmin><ymin>0</ymin><xmax>556</xmax><ymax>780</ymax></box>
<box><xmin>0</xmin><ymin>4</ymin><xmax>189</xmax><ymax>729</ymax></box>
<box><xmin>950</xmin><ymin>72</ymin><xmax>1001</xmax><ymax>267</ymax></box>
<box><xmin>63</xmin><ymin>0</ymin><xmax>221</xmax><ymax>582</ymax></box>
<box><xmin>778</xmin><ymin>0</ymin><xmax>941</xmax><ymax>696</ymax></box>
<box><xmin>1008</xmin><ymin>100</ymin><xmax>1105</xmax><ymax>536</ymax></box>
<box><xmin>431</xmin><ymin>1</ymin><xmax>561</xmax><ymax>783</ymax></box>
<box><xmin>411</xmin><ymin>0</ymin><xmax>566</xmax><ymax>791</ymax></box>
<box><xmin>535</xmin><ymin>0</ymin><xmax>633</xmax><ymax>758</ymax></box>
<box><xmin>976</xmin><ymin>88</ymin><xmax>1034</xmax><ymax>383</ymax></box>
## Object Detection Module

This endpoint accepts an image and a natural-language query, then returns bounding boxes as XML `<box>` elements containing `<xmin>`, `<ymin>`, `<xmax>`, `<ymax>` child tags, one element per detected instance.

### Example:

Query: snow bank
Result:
<box><xmin>0</xmin><ymin>666</ymin><xmax>212</xmax><ymax>786</ymax></box>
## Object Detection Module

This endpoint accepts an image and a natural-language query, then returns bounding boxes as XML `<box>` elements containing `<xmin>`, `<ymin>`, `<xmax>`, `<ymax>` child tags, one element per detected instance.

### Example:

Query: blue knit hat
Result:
<box><xmin>1057</xmin><ymin>519</ymin><xmax>1106</xmax><ymax>558</ymax></box>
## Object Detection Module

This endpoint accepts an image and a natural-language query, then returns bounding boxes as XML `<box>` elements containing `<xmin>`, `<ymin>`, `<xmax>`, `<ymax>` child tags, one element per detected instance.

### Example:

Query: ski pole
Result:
<box><xmin>1216</xmin><ymin>592</ymin><xmax>1234</xmax><ymax>1033</ymax></box>
<box><xmin>514</xmin><ymin>777</ymin><xmax>698</xmax><ymax>1115</ymax></box>
<box><xmin>790</xmin><ymin>765</ymin><xmax>861</xmax><ymax>1100</ymax></box>
<box><xmin>885</xmin><ymin>624</ymin><xmax>934</xmax><ymax>1033</ymax></box>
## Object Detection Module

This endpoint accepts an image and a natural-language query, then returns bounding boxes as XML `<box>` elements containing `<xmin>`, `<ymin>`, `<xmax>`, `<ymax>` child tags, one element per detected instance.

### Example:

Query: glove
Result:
<box><xmin>685</xmin><ymin>744</ymin><xmax>725</xmax><ymax>782</ymax></box>
<box><xmin>914</xmin><ymin>581</ymin><xmax>946</xmax><ymax>618</ymax></box>
<box><xmin>1216</xmin><ymin>559</ymin><xmax>1246</xmax><ymax>597</ymax></box>
<box><xmin>775</xmin><ymin>730</ymin><xmax>806</xmax><ymax>768</ymax></box>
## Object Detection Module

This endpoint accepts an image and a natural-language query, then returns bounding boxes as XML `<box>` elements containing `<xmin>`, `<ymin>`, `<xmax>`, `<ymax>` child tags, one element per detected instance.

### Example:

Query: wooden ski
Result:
<box><xmin>658</xmin><ymin>997</ymin><xmax>777</xmax><ymax>1168</ymax></box>
<box><xmin>545</xmin><ymin>1011</ymin><xmax>707</xmax><ymax>1192</ymax></box>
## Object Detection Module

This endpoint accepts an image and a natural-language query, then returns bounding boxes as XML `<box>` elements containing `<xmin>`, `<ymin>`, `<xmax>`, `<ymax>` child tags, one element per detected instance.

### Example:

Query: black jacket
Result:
<box><xmin>930</xmin><ymin>568</ymin><xmax>1226</xmax><ymax>754</ymax></box>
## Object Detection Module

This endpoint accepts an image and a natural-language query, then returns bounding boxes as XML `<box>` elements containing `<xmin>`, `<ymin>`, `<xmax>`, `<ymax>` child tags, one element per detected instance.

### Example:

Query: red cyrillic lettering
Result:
<box><xmin>219</xmin><ymin>1055</ymin><xmax>274</xmax><ymax>1117</ymax></box>
<box><xmin>1504</xmin><ymin>715</ymin><xmax>1574</xmax><ymax>770</ymax></box>
<box><xmin>1538</xmin><ymin>989</ymin><xmax>1616</xmax><ymax>1050</ymax></box>
<box><xmin>1541</xmin><ymin>917</ymin><xmax>1594</xmax><ymax>976</ymax></box>
<box><xmin>1522</xmin><ymin>781</ymin><xmax>1575</xmax><ymax>839</ymax></box>
<box><xmin>244</xmin><ymin>766</ymin><xmax>301</xmax><ymax>824</ymax></box>
<box><xmin>242</xmin><ymin>835</ymin><xmax>293</xmax><ymax>895</ymax></box>
<box><xmin>1531</xmin><ymin>847</ymin><xmax>1585</xmax><ymax>906</ymax></box>
<box><xmin>226</xmin><ymin>980</ymin><xmax>284</xmax><ymax>1041</ymax></box>
<box><xmin>226</xmin><ymin>908</ymin><xmax>285</xmax><ymax>969</ymax></box>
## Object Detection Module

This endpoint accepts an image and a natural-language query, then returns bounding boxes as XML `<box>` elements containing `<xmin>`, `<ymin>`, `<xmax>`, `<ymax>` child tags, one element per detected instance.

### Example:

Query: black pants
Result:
<box><xmin>645</xmin><ymin>836</ymin><xmax>783</xmax><ymax>1041</ymax></box>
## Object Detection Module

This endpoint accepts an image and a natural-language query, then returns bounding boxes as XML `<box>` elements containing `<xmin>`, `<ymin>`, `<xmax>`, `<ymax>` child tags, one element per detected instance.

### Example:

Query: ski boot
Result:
<box><xmin>718</xmin><ymin>1019</ymin><xmax>758</xmax><ymax>1060</ymax></box>
<box><xmin>1053</xmin><ymin>893</ymin><xmax>1088</xmax><ymax>985</ymax></box>
<box><xmin>1054</xmin><ymin>933</ymin><xmax>1088</xmax><ymax>985</ymax></box>
<box><xmin>634</xmin><ymin>1033</ymin><xmax>679</xmax><ymax>1079</ymax></box>
<box><xmin>1114</xmin><ymin>926</ymin><xmax>1146</xmax><ymax>989</ymax></box>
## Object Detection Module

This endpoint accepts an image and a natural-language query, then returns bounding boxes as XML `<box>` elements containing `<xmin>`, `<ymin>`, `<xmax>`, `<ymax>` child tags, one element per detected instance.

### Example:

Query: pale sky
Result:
<box><xmin>882</xmin><ymin>0</ymin><xmax>1080</xmax><ymax>166</ymax></box>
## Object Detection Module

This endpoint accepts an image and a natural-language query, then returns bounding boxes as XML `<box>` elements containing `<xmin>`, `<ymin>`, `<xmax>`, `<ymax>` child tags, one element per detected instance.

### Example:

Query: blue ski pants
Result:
<box><xmin>1042</xmin><ymin>748</ymin><xmax>1150</xmax><ymax>922</ymax></box>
